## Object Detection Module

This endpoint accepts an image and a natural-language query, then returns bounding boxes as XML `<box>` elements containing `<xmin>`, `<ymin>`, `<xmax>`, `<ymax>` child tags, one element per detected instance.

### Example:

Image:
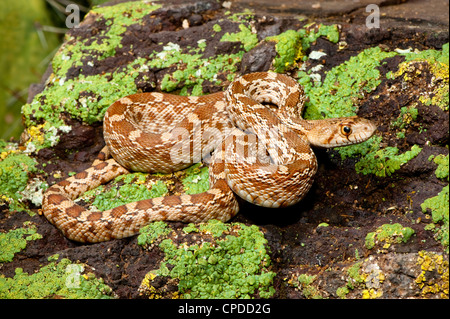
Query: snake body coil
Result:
<box><xmin>42</xmin><ymin>72</ymin><xmax>376</xmax><ymax>242</ymax></box>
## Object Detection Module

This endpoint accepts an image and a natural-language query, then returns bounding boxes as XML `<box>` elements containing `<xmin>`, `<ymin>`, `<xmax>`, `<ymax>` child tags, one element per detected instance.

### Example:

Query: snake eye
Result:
<box><xmin>341</xmin><ymin>125</ymin><xmax>352</xmax><ymax>136</ymax></box>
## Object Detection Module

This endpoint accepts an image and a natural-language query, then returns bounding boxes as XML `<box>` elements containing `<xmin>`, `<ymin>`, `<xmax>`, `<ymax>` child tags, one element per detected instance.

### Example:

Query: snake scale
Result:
<box><xmin>42</xmin><ymin>72</ymin><xmax>376</xmax><ymax>242</ymax></box>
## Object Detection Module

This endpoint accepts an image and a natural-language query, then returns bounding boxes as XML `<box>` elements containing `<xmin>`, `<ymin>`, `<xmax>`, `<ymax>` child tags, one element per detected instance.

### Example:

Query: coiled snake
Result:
<box><xmin>42</xmin><ymin>72</ymin><xmax>376</xmax><ymax>242</ymax></box>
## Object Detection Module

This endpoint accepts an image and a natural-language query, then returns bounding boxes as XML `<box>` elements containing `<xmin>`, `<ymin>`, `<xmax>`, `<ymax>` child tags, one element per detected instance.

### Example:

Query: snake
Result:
<box><xmin>42</xmin><ymin>72</ymin><xmax>376</xmax><ymax>243</ymax></box>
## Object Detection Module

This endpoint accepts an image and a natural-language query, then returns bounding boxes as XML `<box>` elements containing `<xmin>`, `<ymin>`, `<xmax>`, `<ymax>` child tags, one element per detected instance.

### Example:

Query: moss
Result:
<box><xmin>0</xmin><ymin>142</ymin><xmax>40</xmax><ymax>212</ymax></box>
<box><xmin>140</xmin><ymin>220</ymin><xmax>275</xmax><ymax>299</ymax></box>
<box><xmin>354</xmin><ymin>144</ymin><xmax>422</xmax><ymax>177</ymax></box>
<box><xmin>0</xmin><ymin>222</ymin><xmax>42</xmax><ymax>263</ymax></box>
<box><xmin>0</xmin><ymin>256</ymin><xmax>114</xmax><ymax>299</ymax></box>
<box><xmin>365</xmin><ymin>223</ymin><xmax>415</xmax><ymax>250</ymax></box>
<box><xmin>415</xmin><ymin>251</ymin><xmax>448</xmax><ymax>298</ymax></box>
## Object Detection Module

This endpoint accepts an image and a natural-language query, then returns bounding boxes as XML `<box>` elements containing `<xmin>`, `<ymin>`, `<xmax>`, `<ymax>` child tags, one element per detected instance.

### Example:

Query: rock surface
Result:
<box><xmin>0</xmin><ymin>0</ymin><xmax>448</xmax><ymax>300</ymax></box>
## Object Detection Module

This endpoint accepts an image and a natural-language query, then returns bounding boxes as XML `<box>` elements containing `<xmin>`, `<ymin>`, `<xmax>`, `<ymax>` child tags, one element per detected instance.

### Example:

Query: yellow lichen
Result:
<box><xmin>362</xmin><ymin>288</ymin><xmax>383</xmax><ymax>299</ymax></box>
<box><xmin>139</xmin><ymin>271</ymin><xmax>180</xmax><ymax>299</ymax></box>
<box><xmin>415</xmin><ymin>251</ymin><xmax>449</xmax><ymax>298</ymax></box>
<box><xmin>26</xmin><ymin>123</ymin><xmax>46</xmax><ymax>145</ymax></box>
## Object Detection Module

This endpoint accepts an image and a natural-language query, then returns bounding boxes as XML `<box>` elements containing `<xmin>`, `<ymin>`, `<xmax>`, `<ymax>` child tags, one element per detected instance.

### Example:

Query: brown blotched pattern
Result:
<box><xmin>42</xmin><ymin>72</ymin><xmax>376</xmax><ymax>242</ymax></box>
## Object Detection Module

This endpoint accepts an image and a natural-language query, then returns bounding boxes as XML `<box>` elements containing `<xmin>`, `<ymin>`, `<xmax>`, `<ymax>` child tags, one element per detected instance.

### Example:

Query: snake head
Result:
<box><xmin>305</xmin><ymin>116</ymin><xmax>377</xmax><ymax>148</ymax></box>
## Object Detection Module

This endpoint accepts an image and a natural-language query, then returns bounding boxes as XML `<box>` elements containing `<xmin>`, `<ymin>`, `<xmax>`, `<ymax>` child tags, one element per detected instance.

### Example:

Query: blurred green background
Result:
<box><xmin>0</xmin><ymin>0</ymin><xmax>110</xmax><ymax>141</ymax></box>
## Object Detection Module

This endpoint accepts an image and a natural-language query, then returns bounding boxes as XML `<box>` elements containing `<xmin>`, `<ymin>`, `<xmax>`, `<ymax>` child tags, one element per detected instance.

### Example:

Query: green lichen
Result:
<box><xmin>265</xmin><ymin>24</ymin><xmax>339</xmax><ymax>73</ymax></box>
<box><xmin>22</xmin><ymin>60</ymin><xmax>148</xmax><ymax>151</ymax></box>
<box><xmin>89</xmin><ymin>1</ymin><xmax>162</xmax><ymax>59</ymax></box>
<box><xmin>141</xmin><ymin>220</ymin><xmax>275</xmax><ymax>299</ymax></box>
<box><xmin>422</xmin><ymin>186</ymin><xmax>449</xmax><ymax>253</ymax></box>
<box><xmin>198</xmin><ymin>219</ymin><xmax>229</xmax><ymax>237</ymax></box>
<box><xmin>265</xmin><ymin>30</ymin><xmax>303</xmax><ymax>73</ymax></box>
<box><xmin>354</xmin><ymin>144</ymin><xmax>422</xmax><ymax>177</ymax></box>
<box><xmin>337</xmin><ymin>259</ymin><xmax>387</xmax><ymax>299</ymax></box>
<box><xmin>345</xmin><ymin>261</ymin><xmax>365</xmax><ymax>290</ymax></box>
<box><xmin>148</xmin><ymin>41</ymin><xmax>244</xmax><ymax>94</ymax></box>
<box><xmin>0</xmin><ymin>256</ymin><xmax>114</xmax><ymax>299</ymax></box>
<box><xmin>298</xmin><ymin>23</ymin><xmax>340</xmax><ymax>52</ymax></box>
<box><xmin>415</xmin><ymin>250</ymin><xmax>448</xmax><ymax>298</ymax></box>
<box><xmin>78</xmin><ymin>172</ymin><xmax>168</xmax><ymax>212</ymax></box>
<box><xmin>293</xmin><ymin>274</ymin><xmax>322</xmax><ymax>299</ymax></box>
<box><xmin>298</xmin><ymin>44</ymin><xmax>447</xmax><ymax>177</ymax></box>
<box><xmin>390</xmin><ymin>43</ymin><xmax>449</xmax><ymax>111</ymax></box>
<box><xmin>391</xmin><ymin>105</ymin><xmax>419</xmax><ymax>129</ymax></box>
<box><xmin>365</xmin><ymin>223</ymin><xmax>415</xmax><ymax>250</ymax></box>
<box><xmin>301</xmin><ymin>46</ymin><xmax>397</xmax><ymax>120</ymax></box>
<box><xmin>302</xmin><ymin>23</ymin><xmax>339</xmax><ymax>47</ymax></box>
<box><xmin>336</xmin><ymin>286</ymin><xmax>350</xmax><ymax>299</ymax></box>
<box><xmin>0</xmin><ymin>142</ymin><xmax>40</xmax><ymax>212</ymax></box>
<box><xmin>225</xmin><ymin>9</ymin><xmax>255</xmax><ymax>23</ymax></box>
<box><xmin>421</xmin><ymin>153</ymin><xmax>449</xmax><ymax>253</ymax></box>
<box><xmin>181</xmin><ymin>163</ymin><xmax>209</xmax><ymax>195</ymax></box>
<box><xmin>0</xmin><ymin>222</ymin><xmax>42</xmax><ymax>263</ymax></box>
<box><xmin>137</xmin><ymin>221</ymin><xmax>173</xmax><ymax>247</ymax></box>
<box><xmin>183</xmin><ymin>223</ymin><xmax>199</xmax><ymax>234</ymax></box>
<box><xmin>21</xmin><ymin>2</ymin><xmax>162</xmax><ymax>152</ymax></box>
<box><xmin>221</xmin><ymin>24</ymin><xmax>258</xmax><ymax>52</ymax></box>
<box><xmin>429</xmin><ymin>154</ymin><xmax>449</xmax><ymax>181</ymax></box>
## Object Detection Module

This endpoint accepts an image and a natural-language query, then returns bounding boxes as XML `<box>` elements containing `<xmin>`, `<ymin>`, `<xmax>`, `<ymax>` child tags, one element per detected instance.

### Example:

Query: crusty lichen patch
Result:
<box><xmin>21</xmin><ymin>2</ymin><xmax>162</xmax><ymax>152</ymax></box>
<box><xmin>415</xmin><ymin>251</ymin><xmax>448</xmax><ymax>298</ymax></box>
<box><xmin>422</xmin><ymin>154</ymin><xmax>449</xmax><ymax>253</ymax></box>
<box><xmin>365</xmin><ymin>223</ymin><xmax>415</xmax><ymax>251</ymax></box>
<box><xmin>0</xmin><ymin>222</ymin><xmax>42</xmax><ymax>263</ymax></box>
<box><xmin>390</xmin><ymin>43</ymin><xmax>449</xmax><ymax>111</ymax></box>
<box><xmin>76</xmin><ymin>163</ymin><xmax>209</xmax><ymax>212</ymax></box>
<box><xmin>0</xmin><ymin>141</ymin><xmax>47</xmax><ymax>212</ymax></box>
<box><xmin>0</xmin><ymin>255</ymin><xmax>114</xmax><ymax>299</ymax></box>
<box><xmin>138</xmin><ymin>220</ymin><xmax>276</xmax><ymax>299</ymax></box>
